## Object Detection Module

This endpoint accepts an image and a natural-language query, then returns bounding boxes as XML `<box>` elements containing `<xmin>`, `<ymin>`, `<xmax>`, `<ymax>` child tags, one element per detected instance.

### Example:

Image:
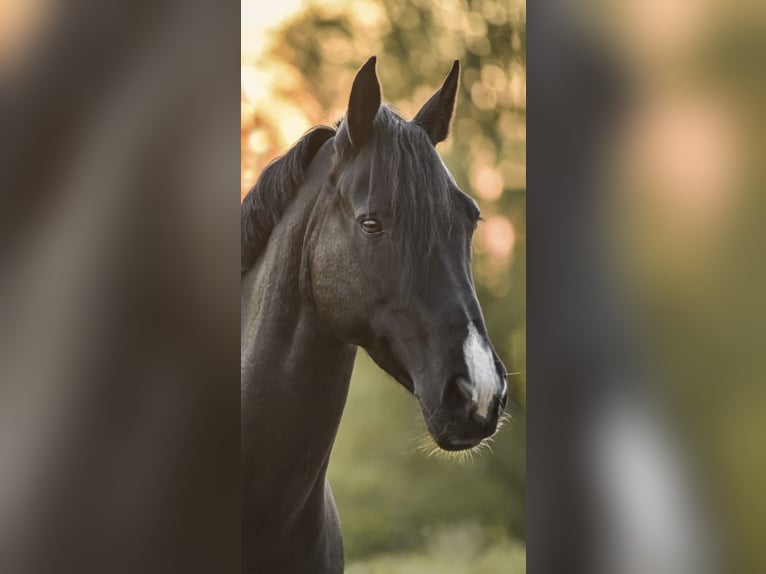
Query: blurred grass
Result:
<box><xmin>346</xmin><ymin>523</ymin><xmax>525</xmax><ymax>574</ymax></box>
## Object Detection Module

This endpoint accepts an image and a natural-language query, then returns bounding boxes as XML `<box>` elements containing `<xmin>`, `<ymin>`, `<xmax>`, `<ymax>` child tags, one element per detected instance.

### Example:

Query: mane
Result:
<box><xmin>241</xmin><ymin>126</ymin><xmax>335</xmax><ymax>275</ymax></box>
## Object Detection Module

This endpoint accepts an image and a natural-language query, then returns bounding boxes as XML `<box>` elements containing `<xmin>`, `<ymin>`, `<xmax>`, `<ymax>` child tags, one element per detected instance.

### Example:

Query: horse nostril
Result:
<box><xmin>444</xmin><ymin>376</ymin><xmax>474</xmax><ymax>416</ymax></box>
<box><xmin>454</xmin><ymin>377</ymin><xmax>473</xmax><ymax>401</ymax></box>
<box><xmin>499</xmin><ymin>385</ymin><xmax>508</xmax><ymax>411</ymax></box>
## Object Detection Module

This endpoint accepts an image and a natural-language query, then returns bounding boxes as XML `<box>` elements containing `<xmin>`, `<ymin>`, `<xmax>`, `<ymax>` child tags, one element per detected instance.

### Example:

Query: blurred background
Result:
<box><xmin>242</xmin><ymin>0</ymin><xmax>527</xmax><ymax>571</ymax></box>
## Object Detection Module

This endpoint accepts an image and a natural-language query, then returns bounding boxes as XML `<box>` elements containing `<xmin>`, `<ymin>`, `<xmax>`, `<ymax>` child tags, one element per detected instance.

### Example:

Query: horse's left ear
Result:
<box><xmin>346</xmin><ymin>56</ymin><xmax>381</xmax><ymax>148</ymax></box>
<box><xmin>413</xmin><ymin>60</ymin><xmax>460</xmax><ymax>145</ymax></box>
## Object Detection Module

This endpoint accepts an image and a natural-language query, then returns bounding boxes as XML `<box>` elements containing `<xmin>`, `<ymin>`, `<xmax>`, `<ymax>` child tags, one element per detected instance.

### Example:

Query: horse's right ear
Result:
<box><xmin>413</xmin><ymin>60</ymin><xmax>460</xmax><ymax>145</ymax></box>
<box><xmin>345</xmin><ymin>56</ymin><xmax>381</xmax><ymax>148</ymax></box>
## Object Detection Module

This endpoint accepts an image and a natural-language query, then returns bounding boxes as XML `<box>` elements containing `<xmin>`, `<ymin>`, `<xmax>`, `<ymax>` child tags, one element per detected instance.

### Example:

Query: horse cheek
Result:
<box><xmin>310</xmin><ymin>234</ymin><xmax>368</xmax><ymax>342</ymax></box>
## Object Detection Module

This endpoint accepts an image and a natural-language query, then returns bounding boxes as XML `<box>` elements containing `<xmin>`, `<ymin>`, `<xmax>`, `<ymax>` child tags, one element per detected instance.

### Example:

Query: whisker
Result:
<box><xmin>415</xmin><ymin>423</ymin><xmax>506</xmax><ymax>464</ymax></box>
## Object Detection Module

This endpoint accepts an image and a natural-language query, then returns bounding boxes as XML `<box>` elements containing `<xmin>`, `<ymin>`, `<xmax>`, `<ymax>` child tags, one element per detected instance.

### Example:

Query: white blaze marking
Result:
<box><xmin>463</xmin><ymin>323</ymin><xmax>498</xmax><ymax>418</ymax></box>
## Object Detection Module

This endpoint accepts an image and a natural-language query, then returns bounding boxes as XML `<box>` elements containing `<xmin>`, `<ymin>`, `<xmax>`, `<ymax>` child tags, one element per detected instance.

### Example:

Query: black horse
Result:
<box><xmin>241</xmin><ymin>57</ymin><xmax>508</xmax><ymax>573</ymax></box>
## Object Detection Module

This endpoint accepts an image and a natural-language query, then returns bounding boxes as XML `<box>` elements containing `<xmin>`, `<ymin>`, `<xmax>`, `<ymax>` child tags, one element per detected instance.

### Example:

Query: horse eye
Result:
<box><xmin>360</xmin><ymin>219</ymin><xmax>382</xmax><ymax>235</ymax></box>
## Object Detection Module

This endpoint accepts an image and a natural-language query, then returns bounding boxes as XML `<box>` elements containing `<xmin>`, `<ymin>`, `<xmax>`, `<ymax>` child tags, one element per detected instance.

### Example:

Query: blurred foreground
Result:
<box><xmin>0</xmin><ymin>1</ymin><xmax>241</xmax><ymax>572</ymax></box>
<box><xmin>529</xmin><ymin>1</ymin><xmax>766</xmax><ymax>573</ymax></box>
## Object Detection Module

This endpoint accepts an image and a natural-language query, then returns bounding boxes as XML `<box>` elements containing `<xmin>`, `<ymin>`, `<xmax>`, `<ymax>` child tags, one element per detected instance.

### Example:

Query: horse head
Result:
<box><xmin>308</xmin><ymin>57</ymin><xmax>507</xmax><ymax>451</ymax></box>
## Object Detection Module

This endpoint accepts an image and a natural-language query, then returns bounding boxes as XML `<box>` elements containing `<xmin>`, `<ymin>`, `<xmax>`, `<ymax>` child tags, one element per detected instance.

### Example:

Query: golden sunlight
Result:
<box><xmin>241</xmin><ymin>0</ymin><xmax>309</xmax><ymax>197</ymax></box>
<box><xmin>241</xmin><ymin>0</ymin><xmax>304</xmax><ymax>58</ymax></box>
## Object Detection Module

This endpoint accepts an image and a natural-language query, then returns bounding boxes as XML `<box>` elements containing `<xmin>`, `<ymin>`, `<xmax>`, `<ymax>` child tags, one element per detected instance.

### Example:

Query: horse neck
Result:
<box><xmin>241</xmin><ymin>178</ymin><xmax>356</xmax><ymax>509</ymax></box>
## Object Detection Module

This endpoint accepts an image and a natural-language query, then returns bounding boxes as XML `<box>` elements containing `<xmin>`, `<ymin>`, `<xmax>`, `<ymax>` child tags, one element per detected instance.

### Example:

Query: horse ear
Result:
<box><xmin>346</xmin><ymin>56</ymin><xmax>381</xmax><ymax>148</ymax></box>
<box><xmin>413</xmin><ymin>60</ymin><xmax>460</xmax><ymax>145</ymax></box>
